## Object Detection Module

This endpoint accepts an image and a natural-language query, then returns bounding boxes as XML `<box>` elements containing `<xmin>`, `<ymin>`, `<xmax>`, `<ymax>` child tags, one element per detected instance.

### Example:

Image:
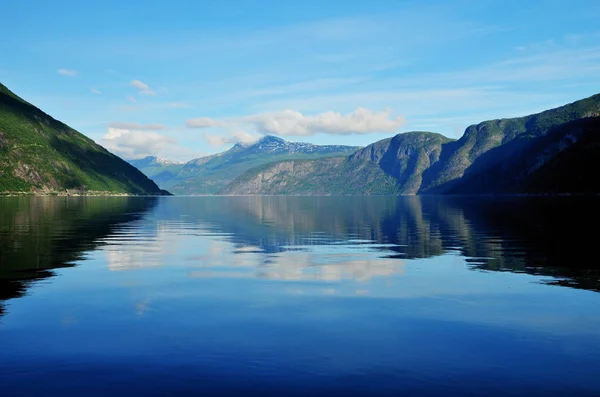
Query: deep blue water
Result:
<box><xmin>0</xmin><ymin>196</ymin><xmax>599</xmax><ymax>396</ymax></box>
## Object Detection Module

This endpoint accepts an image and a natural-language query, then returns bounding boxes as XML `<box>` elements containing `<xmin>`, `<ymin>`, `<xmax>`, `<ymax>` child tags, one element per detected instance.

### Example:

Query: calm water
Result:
<box><xmin>1</xmin><ymin>196</ymin><xmax>599</xmax><ymax>396</ymax></box>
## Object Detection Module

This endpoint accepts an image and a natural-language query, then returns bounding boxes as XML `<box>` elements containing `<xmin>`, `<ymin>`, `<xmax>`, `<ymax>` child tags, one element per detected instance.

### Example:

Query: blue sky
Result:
<box><xmin>2</xmin><ymin>0</ymin><xmax>600</xmax><ymax>161</ymax></box>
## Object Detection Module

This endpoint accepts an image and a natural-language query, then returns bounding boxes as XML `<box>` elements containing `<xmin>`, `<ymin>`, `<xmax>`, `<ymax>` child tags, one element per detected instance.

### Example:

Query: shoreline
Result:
<box><xmin>0</xmin><ymin>191</ymin><xmax>170</xmax><ymax>197</ymax></box>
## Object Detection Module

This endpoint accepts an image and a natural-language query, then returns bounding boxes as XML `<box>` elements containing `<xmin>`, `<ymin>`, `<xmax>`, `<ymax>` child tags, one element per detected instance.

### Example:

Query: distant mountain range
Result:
<box><xmin>219</xmin><ymin>94</ymin><xmax>600</xmax><ymax>195</ymax></box>
<box><xmin>0</xmin><ymin>82</ymin><xmax>167</xmax><ymax>195</ymax></box>
<box><xmin>127</xmin><ymin>156</ymin><xmax>186</xmax><ymax>188</ymax></box>
<box><xmin>130</xmin><ymin>136</ymin><xmax>360</xmax><ymax>194</ymax></box>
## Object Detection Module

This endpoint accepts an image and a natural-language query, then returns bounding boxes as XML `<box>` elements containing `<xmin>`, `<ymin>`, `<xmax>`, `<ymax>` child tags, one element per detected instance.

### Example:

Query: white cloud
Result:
<box><xmin>57</xmin><ymin>68</ymin><xmax>77</xmax><ymax>77</ymax></box>
<box><xmin>108</xmin><ymin>122</ymin><xmax>166</xmax><ymax>130</ymax></box>
<box><xmin>91</xmin><ymin>88</ymin><xmax>102</xmax><ymax>94</ymax></box>
<box><xmin>248</xmin><ymin>107</ymin><xmax>405</xmax><ymax>136</ymax></box>
<box><xmin>127</xmin><ymin>95</ymin><xmax>137</xmax><ymax>103</ymax></box>
<box><xmin>186</xmin><ymin>117</ymin><xmax>223</xmax><ymax>128</ymax></box>
<box><xmin>187</xmin><ymin>107</ymin><xmax>404</xmax><ymax>137</ymax></box>
<box><xmin>204</xmin><ymin>131</ymin><xmax>260</xmax><ymax>146</ymax></box>
<box><xmin>99</xmin><ymin>127</ymin><xmax>204</xmax><ymax>161</ymax></box>
<box><xmin>100</xmin><ymin>127</ymin><xmax>175</xmax><ymax>159</ymax></box>
<box><xmin>130</xmin><ymin>79</ymin><xmax>156</xmax><ymax>96</ymax></box>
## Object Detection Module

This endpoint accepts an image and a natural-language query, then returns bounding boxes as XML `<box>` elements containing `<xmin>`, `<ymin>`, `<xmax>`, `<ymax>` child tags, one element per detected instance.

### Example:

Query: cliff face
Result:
<box><xmin>348</xmin><ymin>131</ymin><xmax>454</xmax><ymax>194</ymax></box>
<box><xmin>0</xmin><ymin>82</ymin><xmax>168</xmax><ymax>195</ymax></box>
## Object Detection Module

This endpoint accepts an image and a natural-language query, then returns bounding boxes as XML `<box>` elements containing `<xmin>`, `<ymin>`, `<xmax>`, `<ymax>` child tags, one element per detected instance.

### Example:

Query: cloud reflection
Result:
<box><xmin>186</xmin><ymin>241</ymin><xmax>404</xmax><ymax>282</ymax></box>
<box><xmin>104</xmin><ymin>226</ymin><xmax>179</xmax><ymax>271</ymax></box>
<box><xmin>94</xmin><ymin>195</ymin><xmax>600</xmax><ymax>293</ymax></box>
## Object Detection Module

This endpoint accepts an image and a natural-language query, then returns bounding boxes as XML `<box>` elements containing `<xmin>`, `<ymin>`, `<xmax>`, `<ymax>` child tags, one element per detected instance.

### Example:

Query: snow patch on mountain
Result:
<box><xmin>236</xmin><ymin>135</ymin><xmax>359</xmax><ymax>154</ymax></box>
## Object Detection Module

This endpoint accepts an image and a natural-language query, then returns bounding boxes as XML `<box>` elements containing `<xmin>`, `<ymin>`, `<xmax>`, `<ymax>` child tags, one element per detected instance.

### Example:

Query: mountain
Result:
<box><xmin>420</xmin><ymin>93</ymin><xmax>600</xmax><ymax>193</ymax></box>
<box><xmin>443</xmin><ymin>117</ymin><xmax>600</xmax><ymax>194</ymax></box>
<box><xmin>127</xmin><ymin>156</ymin><xmax>185</xmax><ymax>187</ymax></box>
<box><xmin>0</xmin><ymin>82</ymin><xmax>168</xmax><ymax>195</ymax></box>
<box><xmin>219</xmin><ymin>132</ymin><xmax>452</xmax><ymax>195</ymax></box>
<box><xmin>156</xmin><ymin>135</ymin><xmax>360</xmax><ymax>194</ymax></box>
<box><xmin>218</xmin><ymin>94</ymin><xmax>600</xmax><ymax>195</ymax></box>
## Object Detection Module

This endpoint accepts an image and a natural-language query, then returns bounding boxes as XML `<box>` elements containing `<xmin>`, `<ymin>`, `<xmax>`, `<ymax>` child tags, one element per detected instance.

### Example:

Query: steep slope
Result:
<box><xmin>219</xmin><ymin>93</ymin><xmax>600</xmax><ymax>195</ymax></box>
<box><xmin>219</xmin><ymin>132</ymin><xmax>451</xmax><ymax>195</ymax></box>
<box><xmin>347</xmin><ymin>132</ymin><xmax>454</xmax><ymax>194</ymax></box>
<box><xmin>521</xmin><ymin>118</ymin><xmax>600</xmax><ymax>194</ymax></box>
<box><xmin>166</xmin><ymin>135</ymin><xmax>360</xmax><ymax>194</ymax></box>
<box><xmin>420</xmin><ymin>93</ymin><xmax>600</xmax><ymax>193</ymax></box>
<box><xmin>446</xmin><ymin>117</ymin><xmax>600</xmax><ymax>194</ymax></box>
<box><xmin>127</xmin><ymin>156</ymin><xmax>185</xmax><ymax>188</ymax></box>
<box><xmin>0</xmin><ymin>82</ymin><xmax>168</xmax><ymax>195</ymax></box>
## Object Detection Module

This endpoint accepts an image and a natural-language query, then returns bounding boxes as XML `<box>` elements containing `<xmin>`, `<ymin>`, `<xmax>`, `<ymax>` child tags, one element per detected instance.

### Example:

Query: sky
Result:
<box><xmin>2</xmin><ymin>0</ymin><xmax>600</xmax><ymax>161</ymax></box>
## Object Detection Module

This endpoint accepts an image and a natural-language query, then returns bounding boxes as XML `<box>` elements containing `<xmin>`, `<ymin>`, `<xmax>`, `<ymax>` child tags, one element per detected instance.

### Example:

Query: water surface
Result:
<box><xmin>1</xmin><ymin>196</ymin><xmax>599</xmax><ymax>396</ymax></box>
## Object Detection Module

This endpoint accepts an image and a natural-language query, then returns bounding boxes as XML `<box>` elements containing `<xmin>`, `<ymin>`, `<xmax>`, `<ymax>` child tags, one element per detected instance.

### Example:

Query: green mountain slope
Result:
<box><xmin>163</xmin><ymin>135</ymin><xmax>360</xmax><ymax>195</ymax></box>
<box><xmin>446</xmin><ymin>117</ymin><xmax>600</xmax><ymax>194</ymax></box>
<box><xmin>218</xmin><ymin>94</ymin><xmax>600</xmax><ymax>195</ymax></box>
<box><xmin>420</xmin><ymin>93</ymin><xmax>600</xmax><ymax>193</ymax></box>
<box><xmin>0</xmin><ymin>83</ymin><xmax>168</xmax><ymax>195</ymax></box>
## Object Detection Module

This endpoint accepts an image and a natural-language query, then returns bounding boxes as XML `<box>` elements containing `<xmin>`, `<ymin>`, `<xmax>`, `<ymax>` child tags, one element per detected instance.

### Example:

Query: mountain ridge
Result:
<box><xmin>0</xmin><ymin>82</ymin><xmax>169</xmax><ymax>195</ymax></box>
<box><xmin>130</xmin><ymin>156</ymin><xmax>185</xmax><ymax>166</ymax></box>
<box><xmin>141</xmin><ymin>135</ymin><xmax>361</xmax><ymax>194</ymax></box>
<box><xmin>419</xmin><ymin>93</ymin><xmax>600</xmax><ymax>193</ymax></box>
<box><xmin>218</xmin><ymin>93</ymin><xmax>600</xmax><ymax>196</ymax></box>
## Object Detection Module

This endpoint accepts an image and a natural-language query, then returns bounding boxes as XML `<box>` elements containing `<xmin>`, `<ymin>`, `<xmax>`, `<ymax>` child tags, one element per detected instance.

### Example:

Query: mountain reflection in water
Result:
<box><xmin>1</xmin><ymin>196</ymin><xmax>599</xmax><ymax>315</ymax></box>
<box><xmin>1</xmin><ymin>196</ymin><xmax>599</xmax><ymax>397</ymax></box>
<box><xmin>134</xmin><ymin>196</ymin><xmax>598</xmax><ymax>290</ymax></box>
<box><xmin>0</xmin><ymin>196</ymin><xmax>158</xmax><ymax>315</ymax></box>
